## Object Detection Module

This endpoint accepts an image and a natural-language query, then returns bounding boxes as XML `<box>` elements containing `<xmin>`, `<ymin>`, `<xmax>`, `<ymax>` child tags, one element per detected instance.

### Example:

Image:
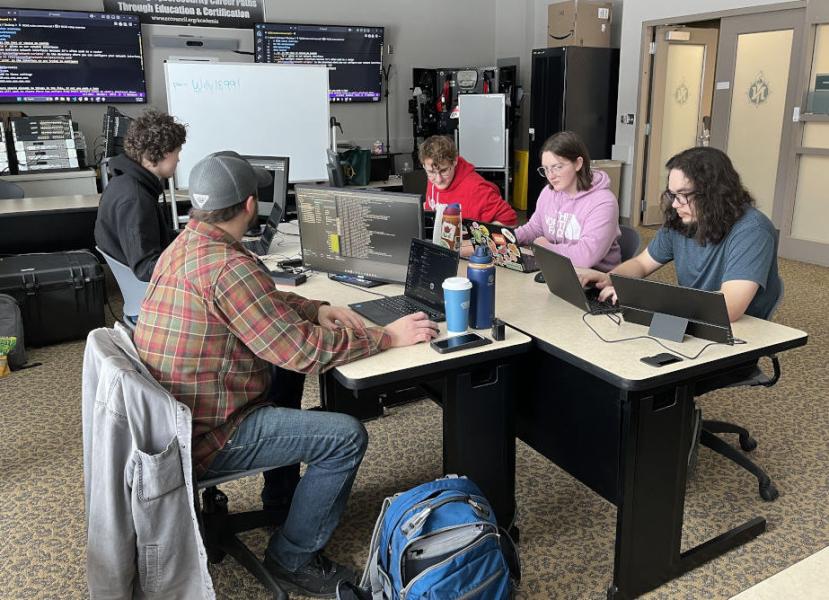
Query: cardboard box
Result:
<box><xmin>548</xmin><ymin>0</ymin><xmax>613</xmax><ymax>48</ymax></box>
<box><xmin>591</xmin><ymin>159</ymin><xmax>622</xmax><ymax>202</ymax></box>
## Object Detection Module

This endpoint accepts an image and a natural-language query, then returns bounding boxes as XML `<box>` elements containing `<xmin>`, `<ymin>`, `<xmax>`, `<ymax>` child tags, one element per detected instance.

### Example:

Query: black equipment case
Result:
<box><xmin>0</xmin><ymin>251</ymin><xmax>105</xmax><ymax>347</ymax></box>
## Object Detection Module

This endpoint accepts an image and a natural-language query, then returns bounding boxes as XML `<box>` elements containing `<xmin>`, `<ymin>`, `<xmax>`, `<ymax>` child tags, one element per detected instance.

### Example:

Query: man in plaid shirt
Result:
<box><xmin>134</xmin><ymin>152</ymin><xmax>438</xmax><ymax>597</ymax></box>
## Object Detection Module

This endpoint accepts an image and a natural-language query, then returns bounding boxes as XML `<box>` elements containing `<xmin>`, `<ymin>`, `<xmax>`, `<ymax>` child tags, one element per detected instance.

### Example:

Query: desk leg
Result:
<box><xmin>609</xmin><ymin>385</ymin><xmax>766</xmax><ymax>599</ymax></box>
<box><xmin>442</xmin><ymin>361</ymin><xmax>516</xmax><ymax>529</ymax></box>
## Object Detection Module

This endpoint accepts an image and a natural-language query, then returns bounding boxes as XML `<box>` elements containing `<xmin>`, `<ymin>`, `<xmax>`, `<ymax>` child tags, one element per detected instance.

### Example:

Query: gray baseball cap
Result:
<box><xmin>188</xmin><ymin>151</ymin><xmax>272</xmax><ymax>211</ymax></box>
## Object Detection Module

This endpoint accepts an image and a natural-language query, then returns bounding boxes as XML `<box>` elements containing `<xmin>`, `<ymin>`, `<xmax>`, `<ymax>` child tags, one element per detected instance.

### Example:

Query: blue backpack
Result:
<box><xmin>338</xmin><ymin>475</ymin><xmax>520</xmax><ymax>600</ymax></box>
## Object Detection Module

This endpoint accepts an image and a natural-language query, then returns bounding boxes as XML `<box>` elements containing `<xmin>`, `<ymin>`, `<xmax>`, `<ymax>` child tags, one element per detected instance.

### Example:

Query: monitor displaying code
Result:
<box><xmin>0</xmin><ymin>8</ymin><xmax>147</xmax><ymax>104</ymax></box>
<box><xmin>295</xmin><ymin>186</ymin><xmax>422</xmax><ymax>283</ymax></box>
<box><xmin>254</xmin><ymin>22</ymin><xmax>383</xmax><ymax>103</ymax></box>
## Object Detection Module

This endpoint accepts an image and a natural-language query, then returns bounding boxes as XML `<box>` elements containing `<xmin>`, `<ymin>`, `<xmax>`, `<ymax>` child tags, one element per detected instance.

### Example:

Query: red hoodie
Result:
<box><xmin>424</xmin><ymin>156</ymin><xmax>517</xmax><ymax>226</ymax></box>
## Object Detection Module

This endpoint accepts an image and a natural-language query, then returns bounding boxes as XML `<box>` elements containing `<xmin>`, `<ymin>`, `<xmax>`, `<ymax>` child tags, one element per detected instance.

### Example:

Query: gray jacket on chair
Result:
<box><xmin>82</xmin><ymin>326</ymin><xmax>215</xmax><ymax>599</ymax></box>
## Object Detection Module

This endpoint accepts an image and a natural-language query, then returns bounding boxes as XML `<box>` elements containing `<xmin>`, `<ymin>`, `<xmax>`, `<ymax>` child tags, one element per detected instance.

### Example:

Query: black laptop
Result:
<box><xmin>533</xmin><ymin>243</ymin><xmax>620</xmax><ymax>314</ymax></box>
<box><xmin>242</xmin><ymin>200</ymin><xmax>282</xmax><ymax>256</ymax></box>
<box><xmin>465</xmin><ymin>219</ymin><xmax>539</xmax><ymax>273</ymax></box>
<box><xmin>349</xmin><ymin>239</ymin><xmax>459</xmax><ymax>326</ymax></box>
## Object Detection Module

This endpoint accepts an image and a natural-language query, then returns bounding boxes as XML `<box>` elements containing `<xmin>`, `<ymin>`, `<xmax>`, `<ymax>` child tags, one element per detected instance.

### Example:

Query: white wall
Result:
<box><xmin>3</xmin><ymin>0</ymin><xmax>497</xmax><ymax>161</ymax></box>
<box><xmin>613</xmin><ymin>0</ymin><xmax>788</xmax><ymax>219</ymax></box>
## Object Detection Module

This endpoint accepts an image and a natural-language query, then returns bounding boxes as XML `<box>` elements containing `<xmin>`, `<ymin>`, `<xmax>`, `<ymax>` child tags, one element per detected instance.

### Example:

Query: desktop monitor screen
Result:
<box><xmin>294</xmin><ymin>186</ymin><xmax>423</xmax><ymax>284</ymax></box>
<box><xmin>0</xmin><ymin>8</ymin><xmax>147</xmax><ymax>104</ymax></box>
<box><xmin>242</xmin><ymin>155</ymin><xmax>289</xmax><ymax>219</ymax></box>
<box><xmin>253</xmin><ymin>22</ymin><xmax>384</xmax><ymax>103</ymax></box>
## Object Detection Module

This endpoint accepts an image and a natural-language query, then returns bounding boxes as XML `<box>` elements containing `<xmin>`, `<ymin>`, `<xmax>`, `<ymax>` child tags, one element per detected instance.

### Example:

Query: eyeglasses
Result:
<box><xmin>536</xmin><ymin>164</ymin><xmax>568</xmax><ymax>177</ymax></box>
<box><xmin>424</xmin><ymin>165</ymin><xmax>454</xmax><ymax>179</ymax></box>
<box><xmin>663</xmin><ymin>189</ymin><xmax>698</xmax><ymax>206</ymax></box>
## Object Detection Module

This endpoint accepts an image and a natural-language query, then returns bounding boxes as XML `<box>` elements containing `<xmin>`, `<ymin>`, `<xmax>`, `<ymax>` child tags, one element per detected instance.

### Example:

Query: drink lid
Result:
<box><xmin>469</xmin><ymin>245</ymin><xmax>492</xmax><ymax>264</ymax></box>
<box><xmin>442</xmin><ymin>276</ymin><xmax>472</xmax><ymax>290</ymax></box>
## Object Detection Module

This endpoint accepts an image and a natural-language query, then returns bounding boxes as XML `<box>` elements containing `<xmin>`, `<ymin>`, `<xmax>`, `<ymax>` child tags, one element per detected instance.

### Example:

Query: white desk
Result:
<box><xmin>2</xmin><ymin>168</ymin><xmax>98</xmax><ymax>197</ymax></box>
<box><xmin>0</xmin><ymin>194</ymin><xmax>101</xmax><ymax>254</ymax></box>
<box><xmin>488</xmin><ymin>266</ymin><xmax>807</xmax><ymax>598</ymax></box>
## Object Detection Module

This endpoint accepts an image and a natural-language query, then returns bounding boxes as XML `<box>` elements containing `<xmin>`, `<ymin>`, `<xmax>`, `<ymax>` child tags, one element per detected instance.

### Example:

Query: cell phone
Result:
<box><xmin>430</xmin><ymin>332</ymin><xmax>493</xmax><ymax>354</ymax></box>
<box><xmin>640</xmin><ymin>352</ymin><xmax>683</xmax><ymax>367</ymax></box>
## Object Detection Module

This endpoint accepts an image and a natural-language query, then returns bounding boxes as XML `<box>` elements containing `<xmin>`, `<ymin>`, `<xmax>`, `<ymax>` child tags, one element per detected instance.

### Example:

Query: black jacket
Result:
<box><xmin>94</xmin><ymin>154</ymin><xmax>175</xmax><ymax>282</ymax></box>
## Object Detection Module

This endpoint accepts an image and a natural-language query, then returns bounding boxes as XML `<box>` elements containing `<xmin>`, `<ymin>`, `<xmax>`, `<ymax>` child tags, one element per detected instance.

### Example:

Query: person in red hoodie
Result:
<box><xmin>419</xmin><ymin>135</ymin><xmax>517</xmax><ymax>226</ymax></box>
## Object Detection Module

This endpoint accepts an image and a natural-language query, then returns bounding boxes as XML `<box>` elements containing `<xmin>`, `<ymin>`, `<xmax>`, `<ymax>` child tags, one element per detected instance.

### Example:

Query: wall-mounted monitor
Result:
<box><xmin>0</xmin><ymin>8</ymin><xmax>147</xmax><ymax>104</ymax></box>
<box><xmin>254</xmin><ymin>22</ymin><xmax>383</xmax><ymax>103</ymax></box>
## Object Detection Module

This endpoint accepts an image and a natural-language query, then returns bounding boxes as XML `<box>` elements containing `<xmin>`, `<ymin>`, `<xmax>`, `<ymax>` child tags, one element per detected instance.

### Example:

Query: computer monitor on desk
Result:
<box><xmin>610</xmin><ymin>274</ymin><xmax>734</xmax><ymax>344</ymax></box>
<box><xmin>294</xmin><ymin>185</ymin><xmax>423</xmax><ymax>285</ymax></box>
<box><xmin>241</xmin><ymin>155</ymin><xmax>289</xmax><ymax>218</ymax></box>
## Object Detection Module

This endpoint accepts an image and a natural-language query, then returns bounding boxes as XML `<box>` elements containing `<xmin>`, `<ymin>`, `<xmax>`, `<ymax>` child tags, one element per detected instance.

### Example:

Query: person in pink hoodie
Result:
<box><xmin>419</xmin><ymin>135</ymin><xmax>518</xmax><ymax>226</ymax></box>
<box><xmin>515</xmin><ymin>131</ymin><xmax>621</xmax><ymax>272</ymax></box>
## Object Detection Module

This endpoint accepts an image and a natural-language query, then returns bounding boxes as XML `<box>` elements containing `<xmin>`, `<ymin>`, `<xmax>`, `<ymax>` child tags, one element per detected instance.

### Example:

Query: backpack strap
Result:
<box><xmin>361</xmin><ymin>496</ymin><xmax>393</xmax><ymax>598</ymax></box>
<box><xmin>498</xmin><ymin>526</ymin><xmax>522</xmax><ymax>584</ymax></box>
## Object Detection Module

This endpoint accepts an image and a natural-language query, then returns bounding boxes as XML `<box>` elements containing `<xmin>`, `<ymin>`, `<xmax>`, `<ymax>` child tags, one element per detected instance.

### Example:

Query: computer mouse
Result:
<box><xmin>534</xmin><ymin>271</ymin><xmax>546</xmax><ymax>284</ymax></box>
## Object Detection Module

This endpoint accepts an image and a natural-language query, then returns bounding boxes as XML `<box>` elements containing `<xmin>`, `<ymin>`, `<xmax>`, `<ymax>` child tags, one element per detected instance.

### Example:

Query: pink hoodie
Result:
<box><xmin>515</xmin><ymin>170</ymin><xmax>621</xmax><ymax>272</ymax></box>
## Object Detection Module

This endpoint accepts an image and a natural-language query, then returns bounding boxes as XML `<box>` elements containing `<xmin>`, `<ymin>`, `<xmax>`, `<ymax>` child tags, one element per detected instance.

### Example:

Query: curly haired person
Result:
<box><xmin>95</xmin><ymin>109</ymin><xmax>187</xmax><ymax>281</ymax></box>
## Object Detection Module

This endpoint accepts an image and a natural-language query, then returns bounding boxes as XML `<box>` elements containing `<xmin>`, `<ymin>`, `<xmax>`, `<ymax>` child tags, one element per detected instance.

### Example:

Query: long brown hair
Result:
<box><xmin>539</xmin><ymin>131</ymin><xmax>593</xmax><ymax>191</ymax></box>
<box><xmin>662</xmin><ymin>147</ymin><xmax>754</xmax><ymax>245</ymax></box>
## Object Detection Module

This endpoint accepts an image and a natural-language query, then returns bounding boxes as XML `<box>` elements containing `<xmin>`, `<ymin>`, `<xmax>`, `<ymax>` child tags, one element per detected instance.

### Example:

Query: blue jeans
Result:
<box><xmin>203</xmin><ymin>378</ymin><xmax>368</xmax><ymax>571</ymax></box>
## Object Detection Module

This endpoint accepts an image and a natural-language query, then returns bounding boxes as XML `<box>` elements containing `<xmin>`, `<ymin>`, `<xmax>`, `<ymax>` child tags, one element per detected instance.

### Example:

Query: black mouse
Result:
<box><xmin>534</xmin><ymin>271</ymin><xmax>545</xmax><ymax>284</ymax></box>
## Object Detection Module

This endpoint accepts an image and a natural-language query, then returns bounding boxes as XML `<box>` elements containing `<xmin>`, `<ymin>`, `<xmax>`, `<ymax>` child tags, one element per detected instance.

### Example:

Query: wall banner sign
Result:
<box><xmin>103</xmin><ymin>0</ymin><xmax>265</xmax><ymax>29</ymax></box>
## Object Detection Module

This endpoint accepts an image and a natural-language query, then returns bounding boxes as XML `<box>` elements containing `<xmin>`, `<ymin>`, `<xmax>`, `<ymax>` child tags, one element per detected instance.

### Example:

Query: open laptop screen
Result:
<box><xmin>404</xmin><ymin>239</ymin><xmax>459</xmax><ymax>311</ymax></box>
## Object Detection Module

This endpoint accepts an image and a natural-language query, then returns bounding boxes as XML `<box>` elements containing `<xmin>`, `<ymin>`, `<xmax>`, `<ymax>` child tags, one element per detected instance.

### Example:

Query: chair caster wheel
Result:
<box><xmin>759</xmin><ymin>480</ymin><xmax>779</xmax><ymax>502</ymax></box>
<box><xmin>739</xmin><ymin>435</ymin><xmax>758</xmax><ymax>452</ymax></box>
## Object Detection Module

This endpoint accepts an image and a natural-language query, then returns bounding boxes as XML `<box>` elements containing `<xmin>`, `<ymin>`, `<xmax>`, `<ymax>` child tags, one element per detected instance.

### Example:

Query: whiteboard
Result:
<box><xmin>164</xmin><ymin>61</ymin><xmax>329</xmax><ymax>185</ymax></box>
<box><xmin>458</xmin><ymin>94</ymin><xmax>506</xmax><ymax>168</ymax></box>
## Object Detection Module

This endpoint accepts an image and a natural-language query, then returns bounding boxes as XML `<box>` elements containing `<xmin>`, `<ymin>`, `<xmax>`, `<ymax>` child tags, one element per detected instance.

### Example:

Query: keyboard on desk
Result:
<box><xmin>585</xmin><ymin>287</ymin><xmax>620</xmax><ymax>314</ymax></box>
<box><xmin>349</xmin><ymin>295</ymin><xmax>445</xmax><ymax>327</ymax></box>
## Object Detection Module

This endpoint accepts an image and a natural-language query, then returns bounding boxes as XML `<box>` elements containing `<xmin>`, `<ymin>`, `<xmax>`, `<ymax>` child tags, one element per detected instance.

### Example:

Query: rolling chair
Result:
<box><xmin>618</xmin><ymin>224</ymin><xmax>641</xmax><ymax>262</ymax></box>
<box><xmin>99</xmin><ymin>157</ymin><xmax>116</xmax><ymax>189</ymax></box>
<box><xmin>691</xmin><ymin>276</ymin><xmax>785</xmax><ymax>501</ymax></box>
<box><xmin>197</xmin><ymin>472</ymin><xmax>288</xmax><ymax>600</ymax></box>
<box><xmin>96</xmin><ymin>246</ymin><xmax>148</xmax><ymax>330</ymax></box>
<box><xmin>0</xmin><ymin>179</ymin><xmax>25</xmax><ymax>199</ymax></box>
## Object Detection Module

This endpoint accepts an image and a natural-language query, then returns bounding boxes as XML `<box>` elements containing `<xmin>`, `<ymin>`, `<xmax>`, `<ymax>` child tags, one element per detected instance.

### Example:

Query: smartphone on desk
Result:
<box><xmin>430</xmin><ymin>332</ymin><xmax>492</xmax><ymax>354</ymax></box>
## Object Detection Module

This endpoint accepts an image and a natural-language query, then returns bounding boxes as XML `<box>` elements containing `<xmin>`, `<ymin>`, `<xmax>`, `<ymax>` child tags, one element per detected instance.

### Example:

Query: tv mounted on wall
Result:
<box><xmin>254</xmin><ymin>22</ymin><xmax>384</xmax><ymax>103</ymax></box>
<box><xmin>0</xmin><ymin>8</ymin><xmax>147</xmax><ymax>104</ymax></box>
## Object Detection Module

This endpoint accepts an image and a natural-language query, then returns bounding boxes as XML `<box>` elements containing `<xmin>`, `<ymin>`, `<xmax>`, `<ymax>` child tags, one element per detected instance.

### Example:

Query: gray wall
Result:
<box><xmin>4</xmin><ymin>0</ymin><xmax>497</xmax><ymax>161</ymax></box>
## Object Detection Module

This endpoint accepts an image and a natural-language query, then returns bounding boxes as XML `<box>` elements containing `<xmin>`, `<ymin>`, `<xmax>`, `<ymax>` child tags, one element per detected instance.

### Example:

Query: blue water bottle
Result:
<box><xmin>467</xmin><ymin>245</ymin><xmax>495</xmax><ymax>329</ymax></box>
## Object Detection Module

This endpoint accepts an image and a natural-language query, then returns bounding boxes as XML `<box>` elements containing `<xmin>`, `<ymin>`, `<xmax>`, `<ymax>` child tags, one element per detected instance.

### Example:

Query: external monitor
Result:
<box><xmin>610</xmin><ymin>274</ymin><xmax>734</xmax><ymax>344</ymax></box>
<box><xmin>242</xmin><ymin>155</ymin><xmax>289</xmax><ymax>218</ymax></box>
<box><xmin>294</xmin><ymin>185</ymin><xmax>423</xmax><ymax>284</ymax></box>
<box><xmin>0</xmin><ymin>8</ymin><xmax>147</xmax><ymax>104</ymax></box>
<box><xmin>253</xmin><ymin>22</ymin><xmax>384</xmax><ymax>103</ymax></box>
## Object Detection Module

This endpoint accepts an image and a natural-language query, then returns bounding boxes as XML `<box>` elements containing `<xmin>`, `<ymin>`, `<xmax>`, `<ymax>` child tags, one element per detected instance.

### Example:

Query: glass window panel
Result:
<box><xmin>726</xmin><ymin>29</ymin><xmax>793</xmax><ymax>217</ymax></box>
<box><xmin>790</xmin><ymin>155</ymin><xmax>829</xmax><ymax>244</ymax></box>
<box><xmin>806</xmin><ymin>24</ymin><xmax>829</xmax><ymax>114</ymax></box>
<box><xmin>659</xmin><ymin>44</ymin><xmax>704</xmax><ymax>191</ymax></box>
<box><xmin>802</xmin><ymin>122</ymin><xmax>829</xmax><ymax>148</ymax></box>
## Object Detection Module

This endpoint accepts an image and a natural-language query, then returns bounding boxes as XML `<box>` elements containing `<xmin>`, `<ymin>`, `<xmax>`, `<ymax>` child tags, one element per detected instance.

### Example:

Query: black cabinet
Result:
<box><xmin>527</xmin><ymin>47</ymin><xmax>619</xmax><ymax>215</ymax></box>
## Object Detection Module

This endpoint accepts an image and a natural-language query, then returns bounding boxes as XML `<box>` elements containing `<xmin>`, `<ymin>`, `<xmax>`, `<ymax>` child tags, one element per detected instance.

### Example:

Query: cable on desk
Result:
<box><xmin>334</xmin><ymin>280</ymin><xmax>389</xmax><ymax>297</ymax></box>
<box><xmin>581</xmin><ymin>312</ymin><xmax>744</xmax><ymax>360</ymax></box>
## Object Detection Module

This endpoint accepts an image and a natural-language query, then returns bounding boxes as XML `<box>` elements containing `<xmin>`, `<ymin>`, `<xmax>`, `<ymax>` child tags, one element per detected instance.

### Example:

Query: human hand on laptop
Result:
<box><xmin>385</xmin><ymin>312</ymin><xmax>440</xmax><ymax>347</ymax></box>
<box><xmin>576</xmin><ymin>268</ymin><xmax>617</xmax><ymax>304</ymax></box>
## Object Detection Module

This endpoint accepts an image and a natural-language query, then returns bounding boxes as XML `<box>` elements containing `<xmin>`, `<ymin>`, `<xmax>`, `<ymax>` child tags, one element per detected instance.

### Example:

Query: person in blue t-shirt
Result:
<box><xmin>579</xmin><ymin>146</ymin><xmax>781</xmax><ymax>322</ymax></box>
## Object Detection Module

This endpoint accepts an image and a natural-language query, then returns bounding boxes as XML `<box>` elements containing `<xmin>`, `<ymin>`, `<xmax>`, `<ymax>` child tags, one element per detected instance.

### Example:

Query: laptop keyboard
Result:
<box><xmin>374</xmin><ymin>296</ymin><xmax>444</xmax><ymax>321</ymax></box>
<box><xmin>242</xmin><ymin>239</ymin><xmax>264</xmax><ymax>254</ymax></box>
<box><xmin>585</xmin><ymin>288</ymin><xmax>620</xmax><ymax>314</ymax></box>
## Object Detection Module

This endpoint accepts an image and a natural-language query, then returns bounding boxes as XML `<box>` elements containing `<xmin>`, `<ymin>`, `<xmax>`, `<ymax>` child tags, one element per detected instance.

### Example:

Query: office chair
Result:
<box><xmin>197</xmin><ymin>472</ymin><xmax>288</xmax><ymax>600</ymax></box>
<box><xmin>96</xmin><ymin>246</ymin><xmax>148</xmax><ymax>330</ymax></box>
<box><xmin>618</xmin><ymin>224</ymin><xmax>641</xmax><ymax>262</ymax></box>
<box><xmin>691</xmin><ymin>276</ymin><xmax>785</xmax><ymax>501</ymax></box>
<box><xmin>99</xmin><ymin>157</ymin><xmax>115</xmax><ymax>189</ymax></box>
<box><xmin>0</xmin><ymin>179</ymin><xmax>25</xmax><ymax>199</ymax></box>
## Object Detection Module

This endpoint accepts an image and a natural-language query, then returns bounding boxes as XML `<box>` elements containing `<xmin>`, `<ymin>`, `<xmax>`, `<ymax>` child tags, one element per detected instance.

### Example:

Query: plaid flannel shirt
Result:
<box><xmin>134</xmin><ymin>219</ymin><xmax>390</xmax><ymax>475</ymax></box>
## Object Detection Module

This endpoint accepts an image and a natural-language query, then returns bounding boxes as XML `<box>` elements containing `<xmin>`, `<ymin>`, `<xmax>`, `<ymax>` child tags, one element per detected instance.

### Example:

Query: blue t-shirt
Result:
<box><xmin>647</xmin><ymin>207</ymin><xmax>780</xmax><ymax>319</ymax></box>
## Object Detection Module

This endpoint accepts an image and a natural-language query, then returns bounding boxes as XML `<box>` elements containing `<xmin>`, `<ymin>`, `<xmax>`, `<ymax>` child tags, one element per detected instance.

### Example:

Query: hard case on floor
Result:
<box><xmin>0</xmin><ymin>251</ymin><xmax>105</xmax><ymax>347</ymax></box>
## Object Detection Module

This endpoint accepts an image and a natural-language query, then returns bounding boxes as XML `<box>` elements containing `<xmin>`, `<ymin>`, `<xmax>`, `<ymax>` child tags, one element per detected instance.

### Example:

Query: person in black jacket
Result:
<box><xmin>95</xmin><ymin>110</ymin><xmax>187</xmax><ymax>282</ymax></box>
